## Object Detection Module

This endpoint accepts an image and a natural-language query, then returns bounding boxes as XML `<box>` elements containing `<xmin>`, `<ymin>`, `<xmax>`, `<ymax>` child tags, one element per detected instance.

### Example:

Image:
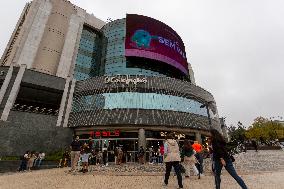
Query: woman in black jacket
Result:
<box><xmin>210</xmin><ymin>129</ymin><xmax>248</xmax><ymax>189</ymax></box>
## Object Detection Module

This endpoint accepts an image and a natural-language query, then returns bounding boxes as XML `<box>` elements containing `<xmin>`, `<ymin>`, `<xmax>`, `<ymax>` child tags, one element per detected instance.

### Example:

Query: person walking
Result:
<box><xmin>210</xmin><ymin>129</ymin><xmax>248</xmax><ymax>189</ymax></box>
<box><xmin>251</xmin><ymin>140</ymin><xmax>258</xmax><ymax>152</ymax></box>
<box><xmin>181</xmin><ymin>139</ymin><xmax>199</xmax><ymax>178</ymax></box>
<box><xmin>69</xmin><ymin>136</ymin><xmax>81</xmax><ymax>172</ymax></box>
<box><xmin>192</xmin><ymin>140</ymin><xmax>204</xmax><ymax>176</ymax></box>
<box><xmin>138</xmin><ymin>146</ymin><xmax>145</xmax><ymax>164</ymax></box>
<box><xmin>163</xmin><ymin>133</ymin><xmax>183</xmax><ymax>189</ymax></box>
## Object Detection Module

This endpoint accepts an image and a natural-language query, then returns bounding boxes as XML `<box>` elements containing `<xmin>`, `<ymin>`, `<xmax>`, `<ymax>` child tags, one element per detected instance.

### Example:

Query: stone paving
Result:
<box><xmin>86</xmin><ymin>150</ymin><xmax>284</xmax><ymax>176</ymax></box>
<box><xmin>233</xmin><ymin>150</ymin><xmax>284</xmax><ymax>173</ymax></box>
<box><xmin>0</xmin><ymin>150</ymin><xmax>283</xmax><ymax>189</ymax></box>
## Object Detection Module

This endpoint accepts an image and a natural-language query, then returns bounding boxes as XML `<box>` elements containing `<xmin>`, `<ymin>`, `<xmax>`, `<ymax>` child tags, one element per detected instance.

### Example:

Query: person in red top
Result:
<box><xmin>159</xmin><ymin>144</ymin><xmax>164</xmax><ymax>163</ymax></box>
<box><xmin>192</xmin><ymin>141</ymin><xmax>202</xmax><ymax>153</ymax></box>
<box><xmin>192</xmin><ymin>141</ymin><xmax>204</xmax><ymax>176</ymax></box>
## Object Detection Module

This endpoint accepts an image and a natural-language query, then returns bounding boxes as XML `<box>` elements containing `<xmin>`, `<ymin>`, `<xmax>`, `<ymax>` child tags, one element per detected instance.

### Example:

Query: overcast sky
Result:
<box><xmin>0</xmin><ymin>0</ymin><xmax>283</xmax><ymax>127</ymax></box>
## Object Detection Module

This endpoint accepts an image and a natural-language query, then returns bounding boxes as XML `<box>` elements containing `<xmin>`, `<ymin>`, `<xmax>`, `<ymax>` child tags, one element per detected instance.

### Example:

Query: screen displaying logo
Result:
<box><xmin>130</xmin><ymin>29</ymin><xmax>157</xmax><ymax>50</ymax></box>
<box><xmin>125</xmin><ymin>14</ymin><xmax>189</xmax><ymax>75</ymax></box>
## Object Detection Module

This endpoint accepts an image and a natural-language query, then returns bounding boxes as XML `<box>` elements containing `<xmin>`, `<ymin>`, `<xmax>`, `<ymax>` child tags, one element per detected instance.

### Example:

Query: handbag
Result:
<box><xmin>230</xmin><ymin>155</ymin><xmax>235</xmax><ymax>162</ymax></box>
<box><xmin>179</xmin><ymin>164</ymin><xmax>186</xmax><ymax>174</ymax></box>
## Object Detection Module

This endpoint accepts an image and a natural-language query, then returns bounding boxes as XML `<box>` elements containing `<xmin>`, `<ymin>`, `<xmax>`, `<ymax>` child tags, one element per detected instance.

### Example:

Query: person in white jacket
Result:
<box><xmin>163</xmin><ymin>133</ymin><xmax>183</xmax><ymax>189</ymax></box>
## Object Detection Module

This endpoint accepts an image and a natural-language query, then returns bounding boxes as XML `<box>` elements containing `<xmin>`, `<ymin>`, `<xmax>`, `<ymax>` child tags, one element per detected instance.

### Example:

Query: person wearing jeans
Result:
<box><xmin>163</xmin><ymin>133</ymin><xmax>183</xmax><ymax>189</ymax></box>
<box><xmin>214</xmin><ymin>158</ymin><xmax>248</xmax><ymax>189</ymax></box>
<box><xmin>210</xmin><ymin>129</ymin><xmax>248</xmax><ymax>189</ymax></box>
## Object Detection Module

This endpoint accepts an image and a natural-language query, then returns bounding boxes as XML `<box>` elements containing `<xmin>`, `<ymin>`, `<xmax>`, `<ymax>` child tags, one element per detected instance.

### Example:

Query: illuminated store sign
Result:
<box><xmin>89</xmin><ymin>130</ymin><xmax>120</xmax><ymax>137</ymax></box>
<box><xmin>125</xmin><ymin>14</ymin><xmax>189</xmax><ymax>75</ymax></box>
<box><xmin>104</xmin><ymin>75</ymin><xmax>147</xmax><ymax>85</ymax></box>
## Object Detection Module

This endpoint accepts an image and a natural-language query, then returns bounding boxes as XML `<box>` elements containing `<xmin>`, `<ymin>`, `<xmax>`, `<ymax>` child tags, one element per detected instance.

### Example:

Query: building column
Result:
<box><xmin>63</xmin><ymin>79</ymin><xmax>76</xmax><ymax>127</ymax></box>
<box><xmin>1</xmin><ymin>64</ymin><xmax>26</xmax><ymax>121</ymax></box>
<box><xmin>0</xmin><ymin>66</ymin><xmax>13</xmax><ymax>105</ymax></box>
<box><xmin>138</xmin><ymin>128</ymin><xmax>146</xmax><ymax>150</ymax></box>
<box><xmin>195</xmin><ymin>131</ymin><xmax>202</xmax><ymax>144</ymax></box>
<box><xmin>56</xmin><ymin>77</ymin><xmax>71</xmax><ymax>127</ymax></box>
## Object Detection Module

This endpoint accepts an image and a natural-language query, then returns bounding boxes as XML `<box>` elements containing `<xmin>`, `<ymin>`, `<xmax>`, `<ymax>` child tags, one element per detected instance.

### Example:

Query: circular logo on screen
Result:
<box><xmin>130</xmin><ymin>29</ymin><xmax>157</xmax><ymax>50</ymax></box>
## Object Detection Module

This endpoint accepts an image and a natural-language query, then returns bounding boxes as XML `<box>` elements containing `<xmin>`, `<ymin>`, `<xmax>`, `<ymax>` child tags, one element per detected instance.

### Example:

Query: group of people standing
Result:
<box><xmin>69</xmin><ymin>136</ymin><xmax>116</xmax><ymax>173</ymax></box>
<box><xmin>163</xmin><ymin>129</ymin><xmax>248</xmax><ymax>189</ymax></box>
<box><xmin>18</xmin><ymin>151</ymin><xmax>45</xmax><ymax>171</ymax></box>
<box><xmin>69</xmin><ymin>136</ymin><xmax>95</xmax><ymax>173</ymax></box>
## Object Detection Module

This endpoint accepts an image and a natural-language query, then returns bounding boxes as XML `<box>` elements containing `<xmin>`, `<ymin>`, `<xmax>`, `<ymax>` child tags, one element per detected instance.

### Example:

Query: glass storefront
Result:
<box><xmin>77</xmin><ymin>130</ymin><xmax>198</xmax><ymax>163</ymax></box>
<box><xmin>72</xmin><ymin>92</ymin><xmax>214</xmax><ymax>117</ymax></box>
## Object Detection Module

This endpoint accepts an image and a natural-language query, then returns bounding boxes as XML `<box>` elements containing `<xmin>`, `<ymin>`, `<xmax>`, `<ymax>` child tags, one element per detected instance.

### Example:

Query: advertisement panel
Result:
<box><xmin>125</xmin><ymin>14</ymin><xmax>188</xmax><ymax>75</ymax></box>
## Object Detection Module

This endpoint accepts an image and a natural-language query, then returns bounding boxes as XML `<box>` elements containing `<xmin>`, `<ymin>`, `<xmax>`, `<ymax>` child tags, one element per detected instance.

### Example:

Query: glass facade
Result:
<box><xmin>70</xmin><ymin>19</ymin><xmax>218</xmax><ymax>127</ymax></box>
<box><xmin>101</xmin><ymin>19</ymin><xmax>167</xmax><ymax>77</ymax></box>
<box><xmin>74</xmin><ymin>26</ymin><xmax>101</xmax><ymax>80</ymax></box>
<box><xmin>72</xmin><ymin>92</ymin><xmax>214</xmax><ymax>117</ymax></box>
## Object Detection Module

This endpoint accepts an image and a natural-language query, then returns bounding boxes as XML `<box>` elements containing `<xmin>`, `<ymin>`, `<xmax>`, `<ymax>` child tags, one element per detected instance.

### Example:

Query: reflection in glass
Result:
<box><xmin>72</xmin><ymin>92</ymin><xmax>209</xmax><ymax>117</ymax></box>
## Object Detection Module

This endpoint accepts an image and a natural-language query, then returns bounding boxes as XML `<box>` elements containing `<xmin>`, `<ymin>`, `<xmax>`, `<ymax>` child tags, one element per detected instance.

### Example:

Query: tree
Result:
<box><xmin>227</xmin><ymin>122</ymin><xmax>247</xmax><ymax>154</ymax></box>
<box><xmin>228</xmin><ymin>121</ymin><xmax>246</xmax><ymax>143</ymax></box>
<box><xmin>245</xmin><ymin>116</ymin><xmax>284</xmax><ymax>144</ymax></box>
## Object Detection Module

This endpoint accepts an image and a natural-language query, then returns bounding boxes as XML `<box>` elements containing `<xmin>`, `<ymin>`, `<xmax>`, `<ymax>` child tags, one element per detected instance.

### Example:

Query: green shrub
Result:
<box><xmin>45</xmin><ymin>150</ymin><xmax>64</xmax><ymax>161</ymax></box>
<box><xmin>0</xmin><ymin>156</ymin><xmax>20</xmax><ymax>161</ymax></box>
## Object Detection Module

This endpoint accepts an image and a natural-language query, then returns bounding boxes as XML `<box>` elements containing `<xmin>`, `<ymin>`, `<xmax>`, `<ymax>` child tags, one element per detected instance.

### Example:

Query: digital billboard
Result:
<box><xmin>125</xmin><ymin>14</ymin><xmax>188</xmax><ymax>75</ymax></box>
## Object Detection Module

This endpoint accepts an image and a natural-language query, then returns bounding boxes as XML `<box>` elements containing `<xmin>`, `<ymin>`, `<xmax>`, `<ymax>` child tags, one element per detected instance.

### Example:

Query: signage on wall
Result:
<box><xmin>104</xmin><ymin>75</ymin><xmax>147</xmax><ymax>85</ymax></box>
<box><xmin>125</xmin><ymin>14</ymin><xmax>189</xmax><ymax>75</ymax></box>
<box><xmin>160</xmin><ymin>132</ymin><xmax>185</xmax><ymax>140</ymax></box>
<box><xmin>89</xmin><ymin>130</ymin><xmax>120</xmax><ymax>137</ymax></box>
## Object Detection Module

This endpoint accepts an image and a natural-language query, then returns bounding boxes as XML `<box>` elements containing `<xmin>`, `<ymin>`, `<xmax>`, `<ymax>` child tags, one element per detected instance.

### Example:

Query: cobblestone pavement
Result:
<box><xmin>86</xmin><ymin>150</ymin><xmax>284</xmax><ymax>175</ymax></box>
<box><xmin>0</xmin><ymin>150</ymin><xmax>283</xmax><ymax>189</ymax></box>
<box><xmin>0</xmin><ymin>168</ymin><xmax>284</xmax><ymax>189</ymax></box>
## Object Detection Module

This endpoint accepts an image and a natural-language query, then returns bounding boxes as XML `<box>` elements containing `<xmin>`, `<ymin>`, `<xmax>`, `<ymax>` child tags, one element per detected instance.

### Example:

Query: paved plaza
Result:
<box><xmin>0</xmin><ymin>150</ymin><xmax>284</xmax><ymax>189</ymax></box>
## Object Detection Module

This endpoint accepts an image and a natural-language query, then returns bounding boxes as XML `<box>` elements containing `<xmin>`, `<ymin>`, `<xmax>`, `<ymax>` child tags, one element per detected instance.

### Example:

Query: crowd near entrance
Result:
<box><xmin>75</xmin><ymin>129</ymin><xmax>202</xmax><ymax>163</ymax></box>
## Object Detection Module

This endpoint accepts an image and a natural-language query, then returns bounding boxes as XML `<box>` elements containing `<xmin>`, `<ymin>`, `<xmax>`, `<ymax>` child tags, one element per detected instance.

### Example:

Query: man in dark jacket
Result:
<box><xmin>70</xmin><ymin>136</ymin><xmax>81</xmax><ymax>172</ymax></box>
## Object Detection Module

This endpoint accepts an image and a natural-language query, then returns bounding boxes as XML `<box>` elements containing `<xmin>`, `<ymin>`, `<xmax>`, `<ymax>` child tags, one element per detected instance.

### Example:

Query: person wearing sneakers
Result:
<box><xmin>181</xmin><ymin>140</ymin><xmax>199</xmax><ymax>178</ymax></box>
<box><xmin>192</xmin><ymin>140</ymin><xmax>204</xmax><ymax>176</ymax></box>
<box><xmin>163</xmin><ymin>133</ymin><xmax>183</xmax><ymax>189</ymax></box>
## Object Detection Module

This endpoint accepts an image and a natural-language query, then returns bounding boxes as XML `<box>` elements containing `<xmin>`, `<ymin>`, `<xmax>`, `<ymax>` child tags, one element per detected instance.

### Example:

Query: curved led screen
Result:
<box><xmin>125</xmin><ymin>14</ymin><xmax>189</xmax><ymax>75</ymax></box>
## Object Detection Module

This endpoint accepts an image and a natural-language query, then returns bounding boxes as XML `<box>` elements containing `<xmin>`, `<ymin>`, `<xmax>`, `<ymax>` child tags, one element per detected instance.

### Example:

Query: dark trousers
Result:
<box><xmin>164</xmin><ymin>161</ymin><xmax>183</xmax><ymax>188</ymax></box>
<box><xmin>214</xmin><ymin>159</ymin><xmax>248</xmax><ymax>189</ymax></box>
<box><xmin>19</xmin><ymin>160</ymin><xmax>27</xmax><ymax>171</ymax></box>
<box><xmin>103</xmin><ymin>155</ymin><xmax>107</xmax><ymax>165</ymax></box>
<box><xmin>195</xmin><ymin>153</ymin><xmax>204</xmax><ymax>174</ymax></box>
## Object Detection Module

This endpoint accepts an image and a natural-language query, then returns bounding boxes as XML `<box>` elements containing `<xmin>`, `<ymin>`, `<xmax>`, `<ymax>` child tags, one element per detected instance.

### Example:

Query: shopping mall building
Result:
<box><xmin>0</xmin><ymin>0</ymin><xmax>222</xmax><ymax>159</ymax></box>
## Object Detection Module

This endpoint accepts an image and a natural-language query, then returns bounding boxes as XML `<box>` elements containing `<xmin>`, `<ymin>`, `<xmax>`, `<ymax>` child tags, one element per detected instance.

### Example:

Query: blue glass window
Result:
<box><xmin>74</xmin><ymin>26</ymin><xmax>99</xmax><ymax>80</ymax></box>
<box><xmin>72</xmin><ymin>92</ymin><xmax>209</xmax><ymax>117</ymax></box>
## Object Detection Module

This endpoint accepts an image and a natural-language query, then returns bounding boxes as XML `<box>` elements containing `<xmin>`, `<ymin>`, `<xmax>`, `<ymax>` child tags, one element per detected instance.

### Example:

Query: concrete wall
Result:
<box><xmin>0</xmin><ymin>111</ymin><xmax>72</xmax><ymax>156</ymax></box>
